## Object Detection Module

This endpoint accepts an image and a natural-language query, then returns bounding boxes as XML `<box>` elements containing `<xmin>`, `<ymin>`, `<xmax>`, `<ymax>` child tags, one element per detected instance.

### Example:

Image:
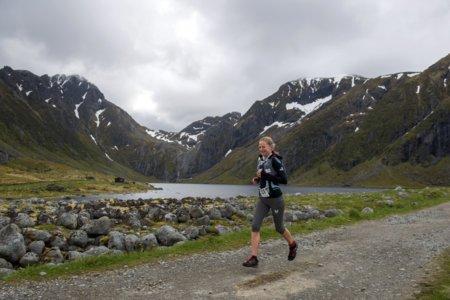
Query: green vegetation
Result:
<box><xmin>416</xmin><ymin>248</ymin><xmax>450</xmax><ymax>299</ymax></box>
<box><xmin>0</xmin><ymin>158</ymin><xmax>152</xmax><ymax>199</ymax></box>
<box><xmin>3</xmin><ymin>187</ymin><xmax>449</xmax><ymax>282</ymax></box>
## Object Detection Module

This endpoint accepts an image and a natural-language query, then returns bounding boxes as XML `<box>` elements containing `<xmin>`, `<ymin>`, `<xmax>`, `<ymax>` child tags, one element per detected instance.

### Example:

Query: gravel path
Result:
<box><xmin>2</xmin><ymin>202</ymin><xmax>450</xmax><ymax>300</ymax></box>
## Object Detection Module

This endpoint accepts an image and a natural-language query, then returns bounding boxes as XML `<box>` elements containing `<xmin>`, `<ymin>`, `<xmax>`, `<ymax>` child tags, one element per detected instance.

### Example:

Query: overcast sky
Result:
<box><xmin>1</xmin><ymin>0</ymin><xmax>449</xmax><ymax>131</ymax></box>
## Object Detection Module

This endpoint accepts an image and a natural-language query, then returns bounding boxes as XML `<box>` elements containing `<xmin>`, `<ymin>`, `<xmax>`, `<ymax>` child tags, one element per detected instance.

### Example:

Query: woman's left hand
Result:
<box><xmin>256</xmin><ymin>170</ymin><xmax>262</xmax><ymax>177</ymax></box>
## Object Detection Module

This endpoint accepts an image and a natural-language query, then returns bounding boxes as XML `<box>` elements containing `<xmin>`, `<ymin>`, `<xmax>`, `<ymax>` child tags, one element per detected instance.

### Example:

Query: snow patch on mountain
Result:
<box><xmin>407</xmin><ymin>72</ymin><xmax>420</xmax><ymax>77</ymax></box>
<box><xmin>74</xmin><ymin>101</ymin><xmax>84</xmax><ymax>119</ymax></box>
<box><xmin>90</xmin><ymin>134</ymin><xmax>97</xmax><ymax>145</ymax></box>
<box><xmin>146</xmin><ymin>129</ymin><xmax>179</xmax><ymax>144</ymax></box>
<box><xmin>94</xmin><ymin>109</ymin><xmax>106</xmax><ymax>127</ymax></box>
<box><xmin>286</xmin><ymin>94</ymin><xmax>333</xmax><ymax>116</ymax></box>
<box><xmin>260</xmin><ymin>121</ymin><xmax>289</xmax><ymax>135</ymax></box>
<box><xmin>105</xmin><ymin>153</ymin><xmax>113</xmax><ymax>161</ymax></box>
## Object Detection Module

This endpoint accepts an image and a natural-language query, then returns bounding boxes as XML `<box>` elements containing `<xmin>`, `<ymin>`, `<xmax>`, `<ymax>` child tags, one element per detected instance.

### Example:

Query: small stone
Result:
<box><xmin>361</xmin><ymin>207</ymin><xmax>374</xmax><ymax>215</ymax></box>
<box><xmin>324</xmin><ymin>208</ymin><xmax>344</xmax><ymax>218</ymax></box>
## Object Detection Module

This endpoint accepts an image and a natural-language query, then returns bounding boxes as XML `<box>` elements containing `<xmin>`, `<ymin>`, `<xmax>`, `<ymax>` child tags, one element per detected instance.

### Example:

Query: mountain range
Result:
<box><xmin>1</xmin><ymin>53</ymin><xmax>449</xmax><ymax>187</ymax></box>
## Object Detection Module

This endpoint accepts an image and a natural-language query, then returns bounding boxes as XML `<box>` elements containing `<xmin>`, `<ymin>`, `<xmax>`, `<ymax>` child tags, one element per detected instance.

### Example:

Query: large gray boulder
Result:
<box><xmin>0</xmin><ymin>216</ymin><xmax>10</xmax><ymax>229</ymax></box>
<box><xmin>37</xmin><ymin>211</ymin><xmax>53</xmax><ymax>225</ymax></box>
<box><xmin>28</xmin><ymin>240</ymin><xmax>45</xmax><ymax>255</ymax></box>
<box><xmin>19</xmin><ymin>252</ymin><xmax>40</xmax><ymax>267</ymax></box>
<box><xmin>14</xmin><ymin>213</ymin><xmax>35</xmax><ymax>228</ymax></box>
<box><xmin>0</xmin><ymin>257</ymin><xmax>13</xmax><ymax>269</ymax></box>
<box><xmin>215</xmin><ymin>224</ymin><xmax>230</xmax><ymax>235</ymax></box>
<box><xmin>195</xmin><ymin>215</ymin><xmax>210</xmax><ymax>226</ymax></box>
<box><xmin>164</xmin><ymin>213</ymin><xmax>178</xmax><ymax>223</ymax></box>
<box><xmin>108</xmin><ymin>231</ymin><xmax>125</xmax><ymax>250</ymax></box>
<box><xmin>0</xmin><ymin>224</ymin><xmax>26</xmax><ymax>263</ymax></box>
<box><xmin>68</xmin><ymin>230</ymin><xmax>88</xmax><ymax>247</ymax></box>
<box><xmin>220</xmin><ymin>204</ymin><xmax>236</xmax><ymax>219</ymax></box>
<box><xmin>67</xmin><ymin>250</ymin><xmax>87</xmax><ymax>261</ymax></box>
<box><xmin>175</xmin><ymin>207</ymin><xmax>190</xmax><ymax>223</ymax></box>
<box><xmin>189</xmin><ymin>206</ymin><xmax>204</xmax><ymax>219</ymax></box>
<box><xmin>141</xmin><ymin>233</ymin><xmax>158</xmax><ymax>250</ymax></box>
<box><xmin>147</xmin><ymin>207</ymin><xmax>166</xmax><ymax>221</ymax></box>
<box><xmin>207</xmin><ymin>207</ymin><xmax>222</xmax><ymax>220</ymax></box>
<box><xmin>183</xmin><ymin>226</ymin><xmax>200</xmax><ymax>240</ymax></box>
<box><xmin>127</xmin><ymin>216</ymin><xmax>142</xmax><ymax>229</ymax></box>
<box><xmin>42</xmin><ymin>247</ymin><xmax>64</xmax><ymax>264</ymax></box>
<box><xmin>293</xmin><ymin>211</ymin><xmax>311</xmax><ymax>220</ymax></box>
<box><xmin>84</xmin><ymin>246</ymin><xmax>110</xmax><ymax>256</ymax></box>
<box><xmin>0</xmin><ymin>268</ymin><xmax>15</xmax><ymax>279</ymax></box>
<box><xmin>81</xmin><ymin>216</ymin><xmax>112</xmax><ymax>236</ymax></box>
<box><xmin>22</xmin><ymin>228</ymin><xmax>52</xmax><ymax>243</ymax></box>
<box><xmin>124</xmin><ymin>234</ymin><xmax>140</xmax><ymax>252</ymax></box>
<box><xmin>155</xmin><ymin>225</ymin><xmax>186</xmax><ymax>246</ymax></box>
<box><xmin>58</xmin><ymin>212</ymin><xmax>78</xmax><ymax>229</ymax></box>
<box><xmin>284</xmin><ymin>211</ymin><xmax>296</xmax><ymax>222</ymax></box>
<box><xmin>50</xmin><ymin>236</ymin><xmax>68</xmax><ymax>251</ymax></box>
<box><xmin>77</xmin><ymin>211</ymin><xmax>91</xmax><ymax>228</ymax></box>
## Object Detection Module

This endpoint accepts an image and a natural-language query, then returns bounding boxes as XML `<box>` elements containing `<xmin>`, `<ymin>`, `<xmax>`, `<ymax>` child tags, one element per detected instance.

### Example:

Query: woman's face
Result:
<box><xmin>258</xmin><ymin>140</ymin><xmax>272</xmax><ymax>157</ymax></box>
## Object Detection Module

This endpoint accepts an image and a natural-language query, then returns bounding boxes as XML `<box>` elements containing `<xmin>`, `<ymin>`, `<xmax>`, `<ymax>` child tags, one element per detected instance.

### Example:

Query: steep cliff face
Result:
<box><xmin>232</xmin><ymin>75</ymin><xmax>367</xmax><ymax>148</ymax></box>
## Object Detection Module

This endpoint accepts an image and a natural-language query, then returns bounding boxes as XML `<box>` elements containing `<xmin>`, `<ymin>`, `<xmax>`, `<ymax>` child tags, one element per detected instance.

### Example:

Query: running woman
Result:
<box><xmin>242</xmin><ymin>136</ymin><xmax>297</xmax><ymax>267</ymax></box>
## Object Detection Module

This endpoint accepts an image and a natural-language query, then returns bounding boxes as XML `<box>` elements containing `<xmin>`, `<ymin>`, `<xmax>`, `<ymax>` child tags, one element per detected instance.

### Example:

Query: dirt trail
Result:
<box><xmin>2</xmin><ymin>202</ymin><xmax>450</xmax><ymax>299</ymax></box>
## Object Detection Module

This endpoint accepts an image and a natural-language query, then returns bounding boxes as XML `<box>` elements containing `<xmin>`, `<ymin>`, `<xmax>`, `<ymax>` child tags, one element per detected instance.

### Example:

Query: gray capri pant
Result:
<box><xmin>251</xmin><ymin>196</ymin><xmax>286</xmax><ymax>234</ymax></box>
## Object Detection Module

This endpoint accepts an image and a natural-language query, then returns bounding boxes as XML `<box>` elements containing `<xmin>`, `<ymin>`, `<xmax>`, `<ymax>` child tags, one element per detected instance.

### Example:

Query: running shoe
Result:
<box><xmin>242</xmin><ymin>255</ymin><xmax>258</xmax><ymax>267</ymax></box>
<box><xmin>288</xmin><ymin>241</ymin><xmax>297</xmax><ymax>261</ymax></box>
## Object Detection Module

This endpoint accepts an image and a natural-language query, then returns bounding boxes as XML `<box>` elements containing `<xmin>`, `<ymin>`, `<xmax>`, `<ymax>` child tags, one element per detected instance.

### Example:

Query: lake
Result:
<box><xmin>74</xmin><ymin>183</ymin><xmax>382</xmax><ymax>201</ymax></box>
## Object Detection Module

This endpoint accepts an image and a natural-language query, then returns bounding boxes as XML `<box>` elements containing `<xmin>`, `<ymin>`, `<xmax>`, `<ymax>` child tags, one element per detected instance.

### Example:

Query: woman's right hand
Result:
<box><xmin>251</xmin><ymin>177</ymin><xmax>260</xmax><ymax>185</ymax></box>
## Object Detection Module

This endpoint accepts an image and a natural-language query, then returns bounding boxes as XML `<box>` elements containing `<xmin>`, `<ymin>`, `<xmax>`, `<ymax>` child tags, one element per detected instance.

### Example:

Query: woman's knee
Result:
<box><xmin>275</xmin><ymin>225</ymin><xmax>285</xmax><ymax>234</ymax></box>
<box><xmin>251</xmin><ymin>223</ymin><xmax>261</xmax><ymax>233</ymax></box>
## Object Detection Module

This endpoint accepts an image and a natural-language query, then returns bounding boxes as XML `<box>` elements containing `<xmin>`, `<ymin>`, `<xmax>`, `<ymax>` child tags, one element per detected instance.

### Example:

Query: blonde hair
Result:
<box><xmin>259</xmin><ymin>136</ymin><xmax>276</xmax><ymax>149</ymax></box>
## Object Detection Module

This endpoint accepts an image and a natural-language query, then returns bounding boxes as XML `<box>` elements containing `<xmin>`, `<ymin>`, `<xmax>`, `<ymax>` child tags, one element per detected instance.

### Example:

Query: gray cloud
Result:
<box><xmin>1</xmin><ymin>0</ymin><xmax>449</xmax><ymax>131</ymax></box>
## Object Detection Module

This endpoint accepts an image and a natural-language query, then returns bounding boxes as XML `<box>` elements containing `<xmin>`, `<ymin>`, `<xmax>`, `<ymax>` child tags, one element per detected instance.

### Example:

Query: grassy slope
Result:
<box><xmin>3</xmin><ymin>187</ymin><xmax>449</xmax><ymax>282</ymax></box>
<box><xmin>0</xmin><ymin>157</ymin><xmax>155</xmax><ymax>199</ymax></box>
<box><xmin>416</xmin><ymin>248</ymin><xmax>450</xmax><ymax>299</ymax></box>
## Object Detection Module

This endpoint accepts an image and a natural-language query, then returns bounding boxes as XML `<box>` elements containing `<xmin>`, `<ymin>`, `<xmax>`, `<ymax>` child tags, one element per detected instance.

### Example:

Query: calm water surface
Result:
<box><xmin>75</xmin><ymin>183</ymin><xmax>382</xmax><ymax>201</ymax></box>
